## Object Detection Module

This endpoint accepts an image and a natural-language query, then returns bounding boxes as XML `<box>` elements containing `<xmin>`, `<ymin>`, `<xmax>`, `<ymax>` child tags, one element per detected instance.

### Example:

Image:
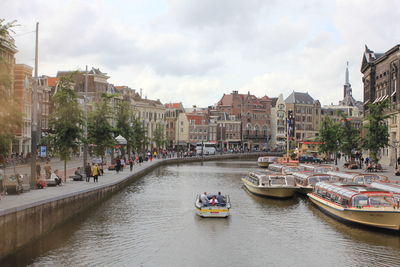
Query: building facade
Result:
<box><xmin>361</xmin><ymin>44</ymin><xmax>400</xmax><ymax>166</ymax></box>
<box><xmin>12</xmin><ymin>64</ymin><xmax>32</xmax><ymax>155</ymax></box>
<box><xmin>270</xmin><ymin>94</ymin><xmax>286</xmax><ymax>150</ymax></box>
<box><xmin>165</xmin><ymin>103</ymin><xmax>185</xmax><ymax>149</ymax></box>
<box><xmin>285</xmin><ymin>91</ymin><xmax>321</xmax><ymax>141</ymax></box>
<box><xmin>216</xmin><ymin>90</ymin><xmax>272</xmax><ymax>150</ymax></box>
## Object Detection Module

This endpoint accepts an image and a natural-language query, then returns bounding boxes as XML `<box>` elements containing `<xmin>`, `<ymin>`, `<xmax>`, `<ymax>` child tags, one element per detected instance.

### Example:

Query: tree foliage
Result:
<box><xmin>87</xmin><ymin>93</ymin><xmax>115</xmax><ymax>159</ymax></box>
<box><xmin>115</xmin><ymin>100</ymin><xmax>135</xmax><ymax>154</ymax></box>
<box><xmin>363</xmin><ymin>100</ymin><xmax>390</xmax><ymax>163</ymax></box>
<box><xmin>318</xmin><ymin>116</ymin><xmax>341</xmax><ymax>164</ymax></box>
<box><xmin>152</xmin><ymin>123</ymin><xmax>166</xmax><ymax>149</ymax></box>
<box><xmin>47</xmin><ymin>74</ymin><xmax>83</xmax><ymax>179</ymax></box>
<box><xmin>131</xmin><ymin>117</ymin><xmax>147</xmax><ymax>152</ymax></box>
<box><xmin>339</xmin><ymin>113</ymin><xmax>361</xmax><ymax>158</ymax></box>
<box><xmin>0</xmin><ymin>19</ymin><xmax>21</xmax><ymax>159</ymax></box>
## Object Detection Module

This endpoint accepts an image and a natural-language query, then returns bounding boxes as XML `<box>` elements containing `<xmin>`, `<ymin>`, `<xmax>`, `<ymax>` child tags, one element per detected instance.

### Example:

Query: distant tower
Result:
<box><xmin>344</xmin><ymin>61</ymin><xmax>352</xmax><ymax>98</ymax></box>
<box><xmin>340</xmin><ymin>61</ymin><xmax>357</xmax><ymax>106</ymax></box>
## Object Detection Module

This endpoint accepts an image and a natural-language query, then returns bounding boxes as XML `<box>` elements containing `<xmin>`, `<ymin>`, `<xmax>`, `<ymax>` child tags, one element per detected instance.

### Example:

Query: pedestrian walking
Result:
<box><xmin>44</xmin><ymin>161</ymin><xmax>52</xmax><ymax>179</ymax></box>
<box><xmin>92</xmin><ymin>164</ymin><xmax>99</xmax><ymax>183</ymax></box>
<box><xmin>116</xmin><ymin>158</ymin><xmax>121</xmax><ymax>174</ymax></box>
<box><xmin>120</xmin><ymin>158</ymin><xmax>125</xmax><ymax>171</ymax></box>
<box><xmin>36</xmin><ymin>162</ymin><xmax>41</xmax><ymax>179</ymax></box>
<box><xmin>85</xmin><ymin>163</ymin><xmax>92</xmax><ymax>182</ymax></box>
<box><xmin>129</xmin><ymin>158</ymin><xmax>133</xmax><ymax>171</ymax></box>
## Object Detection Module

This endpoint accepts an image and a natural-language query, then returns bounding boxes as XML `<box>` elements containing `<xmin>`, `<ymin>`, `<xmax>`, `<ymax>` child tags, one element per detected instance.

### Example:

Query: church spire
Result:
<box><xmin>345</xmin><ymin>61</ymin><xmax>349</xmax><ymax>85</ymax></box>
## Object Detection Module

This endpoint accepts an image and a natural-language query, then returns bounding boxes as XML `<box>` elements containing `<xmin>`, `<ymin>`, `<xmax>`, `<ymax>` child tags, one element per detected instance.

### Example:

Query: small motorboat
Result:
<box><xmin>195</xmin><ymin>193</ymin><xmax>231</xmax><ymax>218</ymax></box>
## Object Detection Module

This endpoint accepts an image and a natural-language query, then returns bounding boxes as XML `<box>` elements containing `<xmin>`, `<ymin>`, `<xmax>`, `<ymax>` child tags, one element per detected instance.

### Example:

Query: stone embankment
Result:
<box><xmin>0</xmin><ymin>152</ymin><xmax>276</xmax><ymax>260</ymax></box>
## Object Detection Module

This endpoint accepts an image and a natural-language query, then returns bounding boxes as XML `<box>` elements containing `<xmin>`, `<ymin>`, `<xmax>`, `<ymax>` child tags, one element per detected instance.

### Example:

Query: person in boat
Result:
<box><xmin>216</xmin><ymin>192</ymin><xmax>225</xmax><ymax>206</ymax></box>
<box><xmin>209</xmin><ymin>196</ymin><xmax>218</xmax><ymax>206</ymax></box>
<box><xmin>200</xmin><ymin>192</ymin><xmax>210</xmax><ymax>206</ymax></box>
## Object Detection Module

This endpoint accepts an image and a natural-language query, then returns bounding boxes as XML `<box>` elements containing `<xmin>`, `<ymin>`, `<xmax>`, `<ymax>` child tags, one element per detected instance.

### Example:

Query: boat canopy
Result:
<box><xmin>299</xmin><ymin>164</ymin><xmax>334</xmax><ymax>173</ymax></box>
<box><xmin>315</xmin><ymin>182</ymin><xmax>361</xmax><ymax>199</ymax></box>
<box><xmin>327</xmin><ymin>171</ymin><xmax>380</xmax><ymax>184</ymax></box>
<box><xmin>258</xmin><ymin>156</ymin><xmax>278</xmax><ymax>163</ymax></box>
<box><xmin>371</xmin><ymin>182</ymin><xmax>400</xmax><ymax>193</ymax></box>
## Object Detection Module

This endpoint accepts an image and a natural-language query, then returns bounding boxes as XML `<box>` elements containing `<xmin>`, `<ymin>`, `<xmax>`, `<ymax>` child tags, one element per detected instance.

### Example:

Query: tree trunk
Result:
<box><xmin>64</xmin><ymin>160</ymin><xmax>67</xmax><ymax>182</ymax></box>
<box><xmin>335</xmin><ymin>152</ymin><xmax>337</xmax><ymax>165</ymax></box>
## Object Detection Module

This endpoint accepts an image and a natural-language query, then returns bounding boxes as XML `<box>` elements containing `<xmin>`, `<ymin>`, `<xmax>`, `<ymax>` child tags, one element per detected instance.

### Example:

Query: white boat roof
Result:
<box><xmin>370</xmin><ymin>182</ymin><xmax>400</xmax><ymax>193</ymax></box>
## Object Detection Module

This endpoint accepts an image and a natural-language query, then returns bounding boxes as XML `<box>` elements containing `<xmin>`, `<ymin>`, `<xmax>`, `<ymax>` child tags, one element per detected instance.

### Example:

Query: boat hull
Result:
<box><xmin>296</xmin><ymin>186</ymin><xmax>313</xmax><ymax>195</ymax></box>
<box><xmin>257</xmin><ymin>162</ymin><xmax>271</xmax><ymax>168</ymax></box>
<box><xmin>242</xmin><ymin>179</ymin><xmax>296</xmax><ymax>198</ymax></box>
<box><xmin>308</xmin><ymin>193</ymin><xmax>400</xmax><ymax>231</ymax></box>
<box><xmin>196</xmin><ymin>206</ymin><xmax>230</xmax><ymax>217</ymax></box>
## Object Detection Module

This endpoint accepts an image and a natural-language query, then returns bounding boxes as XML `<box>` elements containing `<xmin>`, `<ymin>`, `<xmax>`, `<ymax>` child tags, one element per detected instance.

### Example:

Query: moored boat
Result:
<box><xmin>308</xmin><ymin>182</ymin><xmax>400</xmax><ymax>230</ymax></box>
<box><xmin>293</xmin><ymin>172</ymin><xmax>339</xmax><ymax>195</ymax></box>
<box><xmin>257</xmin><ymin>156</ymin><xmax>278</xmax><ymax>168</ymax></box>
<box><xmin>268</xmin><ymin>163</ymin><xmax>305</xmax><ymax>174</ymax></box>
<box><xmin>195</xmin><ymin>193</ymin><xmax>231</xmax><ymax>218</ymax></box>
<box><xmin>242</xmin><ymin>172</ymin><xmax>297</xmax><ymax>198</ymax></box>
<box><xmin>326</xmin><ymin>171</ymin><xmax>386</xmax><ymax>184</ymax></box>
<box><xmin>299</xmin><ymin>164</ymin><xmax>336</xmax><ymax>173</ymax></box>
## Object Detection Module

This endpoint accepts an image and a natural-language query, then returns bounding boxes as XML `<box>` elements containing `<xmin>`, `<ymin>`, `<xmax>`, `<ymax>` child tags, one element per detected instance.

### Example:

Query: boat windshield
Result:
<box><xmin>308</xmin><ymin>176</ymin><xmax>332</xmax><ymax>185</ymax></box>
<box><xmin>352</xmin><ymin>195</ymin><xmax>369</xmax><ymax>207</ymax></box>
<box><xmin>368</xmin><ymin>195</ymin><xmax>396</xmax><ymax>207</ymax></box>
<box><xmin>270</xmin><ymin>177</ymin><xmax>286</xmax><ymax>185</ymax></box>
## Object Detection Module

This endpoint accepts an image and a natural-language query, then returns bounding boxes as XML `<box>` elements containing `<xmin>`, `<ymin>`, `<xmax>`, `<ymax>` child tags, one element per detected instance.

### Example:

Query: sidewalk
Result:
<box><xmin>0</xmin><ymin>158</ymin><xmax>161</xmax><ymax>215</ymax></box>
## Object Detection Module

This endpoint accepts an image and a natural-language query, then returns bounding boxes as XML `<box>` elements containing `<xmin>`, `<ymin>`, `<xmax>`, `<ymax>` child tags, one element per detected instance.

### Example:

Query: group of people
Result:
<box><xmin>84</xmin><ymin>163</ymin><xmax>103</xmax><ymax>182</ymax></box>
<box><xmin>200</xmin><ymin>192</ymin><xmax>226</xmax><ymax>206</ymax></box>
<box><xmin>35</xmin><ymin>161</ymin><xmax>63</xmax><ymax>188</ymax></box>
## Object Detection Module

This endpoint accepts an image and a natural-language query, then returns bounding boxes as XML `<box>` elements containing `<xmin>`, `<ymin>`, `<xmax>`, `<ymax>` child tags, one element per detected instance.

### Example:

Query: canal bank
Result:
<box><xmin>0</xmin><ymin>152</ymin><xmax>272</xmax><ymax>260</ymax></box>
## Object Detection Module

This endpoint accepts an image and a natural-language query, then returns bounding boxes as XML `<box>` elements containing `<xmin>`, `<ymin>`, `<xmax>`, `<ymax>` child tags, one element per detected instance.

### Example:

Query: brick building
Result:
<box><xmin>216</xmin><ymin>90</ymin><xmax>272</xmax><ymax>150</ymax></box>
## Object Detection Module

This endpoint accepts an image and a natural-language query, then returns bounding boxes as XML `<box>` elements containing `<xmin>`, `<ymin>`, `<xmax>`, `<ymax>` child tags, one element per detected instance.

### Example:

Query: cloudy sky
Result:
<box><xmin>2</xmin><ymin>0</ymin><xmax>400</xmax><ymax>107</ymax></box>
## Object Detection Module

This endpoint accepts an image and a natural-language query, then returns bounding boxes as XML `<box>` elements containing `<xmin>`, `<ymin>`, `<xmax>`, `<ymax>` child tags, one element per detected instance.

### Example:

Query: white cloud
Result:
<box><xmin>2</xmin><ymin>0</ymin><xmax>399</xmax><ymax>108</ymax></box>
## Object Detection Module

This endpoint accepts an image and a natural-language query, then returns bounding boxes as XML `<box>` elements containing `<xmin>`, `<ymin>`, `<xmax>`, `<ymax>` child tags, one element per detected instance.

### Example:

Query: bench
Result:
<box><xmin>69</xmin><ymin>175</ymin><xmax>84</xmax><ymax>181</ymax></box>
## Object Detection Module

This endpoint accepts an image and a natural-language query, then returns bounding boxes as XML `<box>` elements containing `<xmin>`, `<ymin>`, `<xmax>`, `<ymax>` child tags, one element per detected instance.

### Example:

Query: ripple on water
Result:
<box><xmin>4</xmin><ymin>160</ymin><xmax>400</xmax><ymax>267</ymax></box>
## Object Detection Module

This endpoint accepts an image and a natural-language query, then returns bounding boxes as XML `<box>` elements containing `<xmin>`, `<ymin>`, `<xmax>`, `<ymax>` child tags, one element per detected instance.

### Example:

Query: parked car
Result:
<box><xmin>299</xmin><ymin>155</ymin><xmax>323</xmax><ymax>164</ymax></box>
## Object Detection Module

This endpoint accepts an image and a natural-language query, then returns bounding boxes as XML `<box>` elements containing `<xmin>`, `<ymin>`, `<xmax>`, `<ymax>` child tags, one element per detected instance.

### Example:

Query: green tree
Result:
<box><xmin>87</xmin><ymin>93</ymin><xmax>115</xmax><ymax>162</ymax></box>
<box><xmin>152</xmin><ymin>123</ymin><xmax>166</xmax><ymax>150</ymax></box>
<box><xmin>0</xmin><ymin>20</ymin><xmax>21</xmax><ymax>163</ymax></box>
<box><xmin>339</xmin><ymin>113</ymin><xmax>361</xmax><ymax>159</ymax></box>
<box><xmin>47</xmin><ymin>74</ymin><xmax>83</xmax><ymax>181</ymax></box>
<box><xmin>131</xmin><ymin>117</ymin><xmax>147</xmax><ymax>152</ymax></box>
<box><xmin>318</xmin><ymin>116</ymin><xmax>341</xmax><ymax>165</ymax></box>
<box><xmin>363</xmin><ymin>100</ymin><xmax>390</xmax><ymax>163</ymax></box>
<box><xmin>115</xmin><ymin>100</ymin><xmax>134</xmax><ymax>155</ymax></box>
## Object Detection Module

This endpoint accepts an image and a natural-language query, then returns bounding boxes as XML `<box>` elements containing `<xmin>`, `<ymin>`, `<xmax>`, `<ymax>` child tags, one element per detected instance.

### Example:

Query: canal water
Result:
<box><xmin>3</xmin><ymin>160</ymin><xmax>400</xmax><ymax>267</ymax></box>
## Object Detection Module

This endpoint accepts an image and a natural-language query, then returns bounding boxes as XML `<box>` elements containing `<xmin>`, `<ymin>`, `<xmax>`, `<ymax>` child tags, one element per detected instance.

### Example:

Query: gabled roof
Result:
<box><xmin>165</xmin><ymin>103</ymin><xmax>183</xmax><ymax>109</ymax></box>
<box><xmin>47</xmin><ymin>77</ymin><xmax>58</xmax><ymax>87</ymax></box>
<box><xmin>285</xmin><ymin>91</ymin><xmax>315</xmax><ymax>104</ymax></box>
<box><xmin>270</xmin><ymin>97</ymin><xmax>278</xmax><ymax>107</ymax></box>
<box><xmin>186</xmin><ymin>113</ymin><xmax>208</xmax><ymax>125</ymax></box>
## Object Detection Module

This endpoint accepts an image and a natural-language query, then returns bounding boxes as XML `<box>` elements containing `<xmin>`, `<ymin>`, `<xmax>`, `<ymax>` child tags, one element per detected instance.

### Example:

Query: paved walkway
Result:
<box><xmin>0</xmin><ymin>158</ymin><xmax>163</xmax><ymax>216</ymax></box>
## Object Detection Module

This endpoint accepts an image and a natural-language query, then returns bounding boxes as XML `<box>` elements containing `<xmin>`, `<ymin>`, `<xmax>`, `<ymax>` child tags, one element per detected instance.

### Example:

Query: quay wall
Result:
<box><xmin>0</xmin><ymin>152</ymin><xmax>277</xmax><ymax>260</ymax></box>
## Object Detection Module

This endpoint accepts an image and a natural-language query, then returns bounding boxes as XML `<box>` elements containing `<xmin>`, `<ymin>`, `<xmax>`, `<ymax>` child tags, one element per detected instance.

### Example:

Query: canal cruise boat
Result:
<box><xmin>370</xmin><ymin>181</ymin><xmax>400</xmax><ymax>194</ymax></box>
<box><xmin>308</xmin><ymin>182</ymin><xmax>400</xmax><ymax>231</ymax></box>
<box><xmin>195</xmin><ymin>194</ymin><xmax>231</xmax><ymax>218</ymax></box>
<box><xmin>268</xmin><ymin>163</ymin><xmax>305</xmax><ymax>174</ymax></box>
<box><xmin>293</xmin><ymin>172</ymin><xmax>339</xmax><ymax>195</ymax></box>
<box><xmin>242</xmin><ymin>172</ymin><xmax>297</xmax><ymax>198</ymax></box>
<box><xmin>257</xmin><ymin>156</ymin><xmax>278</xmax><ymax>168</ymax></box>
<box><xmin>299</xmin><ymin>164</ymin><xmax>335</xmax><ymax>173</ymax></box>
<box><xmin>326</xmin><ymin>171</ymin><xmax>386</xmax><ymax>184</ymax></box>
